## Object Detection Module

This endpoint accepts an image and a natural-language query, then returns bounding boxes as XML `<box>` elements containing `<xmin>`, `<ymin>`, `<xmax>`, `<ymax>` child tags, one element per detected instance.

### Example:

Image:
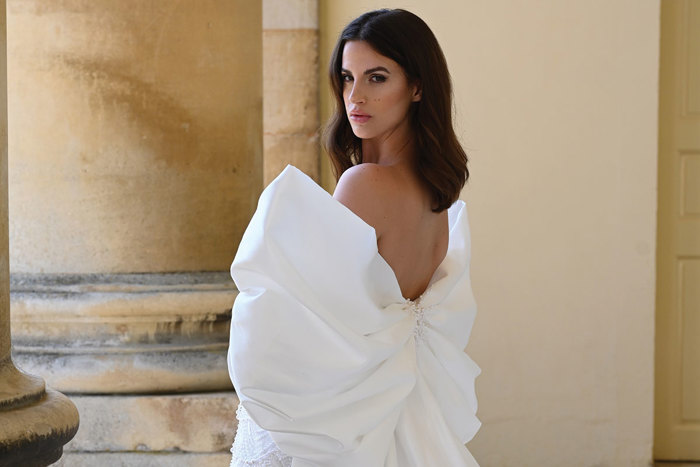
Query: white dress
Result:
<box><xmin>227</xmin><ymin>164</ymin><xmax>481</xmax><ymax>467</ymax></box>
<box><xmin>230</xmin><ymin>403</ymin><xmax>292</xmax><ymax>466</ymax></box>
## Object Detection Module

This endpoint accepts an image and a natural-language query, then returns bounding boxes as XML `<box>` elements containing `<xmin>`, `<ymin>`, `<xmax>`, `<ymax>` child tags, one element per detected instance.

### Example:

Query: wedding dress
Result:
<box><xmin>227</xmin><ymin>164</ymin><xmax>481</xmax><ymax>467</ymax></box>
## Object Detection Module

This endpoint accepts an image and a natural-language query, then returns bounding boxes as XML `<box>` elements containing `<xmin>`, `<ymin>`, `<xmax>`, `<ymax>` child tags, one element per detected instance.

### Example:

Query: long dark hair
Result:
<box><xmin>323</xmin><ymin>8</ymin><xmax>469</xmax><ymax>212</ymax></box>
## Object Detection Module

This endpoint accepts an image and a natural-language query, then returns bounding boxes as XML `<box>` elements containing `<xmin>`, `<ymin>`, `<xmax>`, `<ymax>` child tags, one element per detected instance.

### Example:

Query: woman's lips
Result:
<box><xmin>350</xmin><ymin>114</ymin><xmax>371</xmax><ymax>123</ymax></box>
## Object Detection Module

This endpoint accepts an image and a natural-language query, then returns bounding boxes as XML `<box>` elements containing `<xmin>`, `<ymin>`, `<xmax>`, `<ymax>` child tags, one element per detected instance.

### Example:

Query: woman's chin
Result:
<box><xmin>350</xmin><ymin>127</ymin><xmax>374</xmax><ymax>139</ymax></box>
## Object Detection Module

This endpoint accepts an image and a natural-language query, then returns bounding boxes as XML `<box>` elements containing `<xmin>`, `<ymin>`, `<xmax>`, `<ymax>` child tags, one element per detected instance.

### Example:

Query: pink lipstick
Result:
<box><xmin>349</xmin><ymin>112</ymin><xmax>371</xmax><ymax>123</ymax></box>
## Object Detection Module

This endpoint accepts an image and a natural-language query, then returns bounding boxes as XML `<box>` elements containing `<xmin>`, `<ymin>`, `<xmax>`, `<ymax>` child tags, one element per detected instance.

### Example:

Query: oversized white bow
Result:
<box><xmin>228</xmin><ymin>165</ymin><xmax>481</xmax><ymax>467</ymax></box>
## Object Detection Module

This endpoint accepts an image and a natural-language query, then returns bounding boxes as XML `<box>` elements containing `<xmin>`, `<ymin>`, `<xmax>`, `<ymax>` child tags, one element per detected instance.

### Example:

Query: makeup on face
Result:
<box><xmin>341</xmin><ymin>40</ymin><xmax>418</xmax><ymax>141</ymax></box>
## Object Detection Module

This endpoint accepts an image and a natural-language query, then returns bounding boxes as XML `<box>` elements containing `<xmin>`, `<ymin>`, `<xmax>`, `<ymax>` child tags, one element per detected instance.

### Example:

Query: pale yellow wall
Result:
<box><xmin>320</xmin><ymin>1</ymin><xmax>659</xmax><ymax>465</ymax></box>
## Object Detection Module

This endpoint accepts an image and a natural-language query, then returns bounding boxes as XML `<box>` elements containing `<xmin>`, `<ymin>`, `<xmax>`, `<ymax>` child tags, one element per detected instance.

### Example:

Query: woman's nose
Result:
<box><xmin>348</xmin><ymin>83</ymin><xmax>366</xmax><ymax>104</ymax></box>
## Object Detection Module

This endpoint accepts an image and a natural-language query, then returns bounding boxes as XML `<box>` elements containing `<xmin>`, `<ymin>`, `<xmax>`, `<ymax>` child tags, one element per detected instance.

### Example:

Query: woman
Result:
<box><xmin>228</xmin><ymin>8</ymin><xmax>480</xmax><ymax>467</ymax></box>
<box><xmin>326</xmin><ymin>7</ymin><xmax>469</xmax><ymax>303</ymax></box>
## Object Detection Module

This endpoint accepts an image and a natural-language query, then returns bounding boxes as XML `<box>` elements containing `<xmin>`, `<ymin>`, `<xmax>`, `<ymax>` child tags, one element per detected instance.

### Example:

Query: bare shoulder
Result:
<box><xmin>332</xmin><ymin>163</ymin><xmax>395</xmax><ymax>237</ymax></box>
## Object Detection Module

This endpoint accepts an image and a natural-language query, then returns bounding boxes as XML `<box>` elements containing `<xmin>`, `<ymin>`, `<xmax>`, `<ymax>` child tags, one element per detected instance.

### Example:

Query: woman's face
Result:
<box><xmin>341</xmin><ymin>40</ymin><xmax>420</xmax><ymax>141</ymax></box>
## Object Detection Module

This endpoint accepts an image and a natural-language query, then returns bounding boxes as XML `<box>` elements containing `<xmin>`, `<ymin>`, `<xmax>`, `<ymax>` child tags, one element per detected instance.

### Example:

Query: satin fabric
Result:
<box><xmin>228</xmin><ymin>164</ymin><xmax>481</xmax><ymax>466</ymax></box>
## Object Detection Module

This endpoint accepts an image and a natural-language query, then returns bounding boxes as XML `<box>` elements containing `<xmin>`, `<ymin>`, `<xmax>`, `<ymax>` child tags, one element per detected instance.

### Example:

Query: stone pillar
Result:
<box><xmin>263</xmin><ymin>0</ymin><xmax>319</xmax><ymax>185</ymax></box>
<box><xmin>6</xmin><ymin>0</ymin><xmax>260</xmax><ymax>464</ymax></box>
<box><xmin>0</xmin><ymin>0</ymin><xmax>79</xmax><ymax>464</ymax></box>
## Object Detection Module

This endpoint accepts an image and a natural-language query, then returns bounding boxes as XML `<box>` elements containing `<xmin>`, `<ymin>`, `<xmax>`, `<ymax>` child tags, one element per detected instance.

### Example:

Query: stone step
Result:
<box><xmin>52</xmin><ymin>452</ymin><xmax>232</xmax><ymax>467</ymax></box>
<box><xmin>63</xmin><ymin>392</ymin><xmax>238</xmax><ymax>454</ymax></box>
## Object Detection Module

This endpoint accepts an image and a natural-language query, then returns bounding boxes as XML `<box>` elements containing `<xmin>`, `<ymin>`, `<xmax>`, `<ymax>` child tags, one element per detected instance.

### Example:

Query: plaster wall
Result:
<box><xmin>320</xmin><ymin>1</ymin><xmax>659</xmax><ymax>465</ymax></box>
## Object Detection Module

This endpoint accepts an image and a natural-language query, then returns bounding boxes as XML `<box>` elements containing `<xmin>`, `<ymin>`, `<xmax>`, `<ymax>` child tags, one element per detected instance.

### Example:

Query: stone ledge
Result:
<box><xmin>51</xmin><ymin>452</ymin><xmax>232</xmax><ymax>467</ymax></box>
<box><xmin>10</xmin><ymin>272</ymin><xmax>236</xmax><ymax>393</ymax></box>
<box><xmin>64</xmin><ymin>392</ymin><xmax>238</xmax><ymax>453</ymax></box>
<box><xmin>14</xmin><ymin>346</ymin><xmax>233</xmax><ymax>394</ymax></box>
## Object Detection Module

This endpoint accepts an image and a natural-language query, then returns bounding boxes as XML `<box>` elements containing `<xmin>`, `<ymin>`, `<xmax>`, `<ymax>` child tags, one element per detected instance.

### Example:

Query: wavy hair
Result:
<box><xmin>323</xmin><ymin>8</ymin><xmax>469</xmax><ymax>212</ymax></box>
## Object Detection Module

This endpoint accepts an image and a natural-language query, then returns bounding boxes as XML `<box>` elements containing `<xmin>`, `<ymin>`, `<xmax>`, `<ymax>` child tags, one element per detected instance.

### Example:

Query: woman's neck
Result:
<box><xmin>360</xmin><ymin>119</ymin><xmax>415</xmax><ymax>167</ymax></box>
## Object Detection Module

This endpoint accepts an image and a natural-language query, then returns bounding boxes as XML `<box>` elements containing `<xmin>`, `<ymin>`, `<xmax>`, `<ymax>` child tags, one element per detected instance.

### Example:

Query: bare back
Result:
<box><xmin>375</xmin><ymin>165</ymin><xmax>449</xmax><ymax>301</ymax></box>
<box><xmin>333</xmin><ymin>162</ymin><xmax>450</xmax><ymax>301</ymax></box>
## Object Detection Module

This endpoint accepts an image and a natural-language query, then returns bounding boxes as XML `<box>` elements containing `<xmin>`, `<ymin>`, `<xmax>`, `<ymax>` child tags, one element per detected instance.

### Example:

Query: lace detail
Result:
<box><xmin>405</xmin><ymin>298</ymin><xmax>435</xmax><ymax>345</ymax></box>
<box><xmin>230</xmin><ymin>403</ymin><xmax>293</xmax><ymax>467</ymax></box>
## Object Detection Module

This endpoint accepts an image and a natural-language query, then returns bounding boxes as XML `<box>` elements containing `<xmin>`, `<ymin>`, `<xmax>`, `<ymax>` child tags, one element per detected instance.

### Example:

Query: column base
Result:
<box><xmin>10</xmin><ymin>272</ymin><xmax>236</xmax><ymax>393</ymax></box>
<box><xmin>0</xmin><ymin>388</ymin><xmax>79</xmax><ymax>467</ymax></box>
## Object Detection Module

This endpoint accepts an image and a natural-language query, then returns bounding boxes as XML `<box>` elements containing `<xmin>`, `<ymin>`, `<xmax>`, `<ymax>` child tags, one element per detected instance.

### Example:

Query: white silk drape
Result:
<box><xmin>228</xmin><ymin>164</ymin><xmax>481</xmax><ymax>466</ymax></box>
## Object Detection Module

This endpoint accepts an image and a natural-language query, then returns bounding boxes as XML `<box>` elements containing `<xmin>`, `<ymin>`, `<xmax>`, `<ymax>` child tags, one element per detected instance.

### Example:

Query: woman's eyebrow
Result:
<box><xmin>341</xmin><ymin>66</ymin><xmax>391</xmax><ymax>75</ymax></box>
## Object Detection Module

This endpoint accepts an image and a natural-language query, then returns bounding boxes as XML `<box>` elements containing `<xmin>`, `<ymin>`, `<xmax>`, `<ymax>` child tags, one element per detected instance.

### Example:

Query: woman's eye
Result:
<box><xmin>370</xmin><ymin>74</ymin><xmax>386</xmax><ymax>83</ymax></box>
<box><xmin>342</xmin><ymin>74</ymin><xmax>353</xmax><ymax>82</ymax></box>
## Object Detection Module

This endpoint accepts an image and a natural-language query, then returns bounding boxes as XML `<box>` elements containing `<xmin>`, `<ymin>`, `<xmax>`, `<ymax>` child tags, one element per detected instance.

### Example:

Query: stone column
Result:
<box><xmin>0</xmin><ymin>0</ymin><xmax>79</xmax><ymax>464</ymax></box>
<box><xmin>263</xmin><ymin>0</ymin><xmax>320</xmax><ymax>185</ymax></box>
<box><xmin>6</xmin><ymin>0</ymin><xmax>260</xmax><ymax>464</ymax></box>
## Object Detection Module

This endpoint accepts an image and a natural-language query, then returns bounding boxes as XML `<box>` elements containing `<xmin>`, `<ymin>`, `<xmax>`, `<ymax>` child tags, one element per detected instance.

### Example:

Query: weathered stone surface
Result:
<box><xmin>3</xmin><ymin>1</ymin><xmax>261</xmax><ymax>465</ymax></box>
<box><xmin>264</xmin><ymin>0</ymin><xmax>317</xmax><ymax>30</ymax></box>
<box><xmin>264</xmin><ymin>133</ymin><xmax>320</xmax><ymax>185</ymax></box>
<box><xmin>0</xmin><ymin>389</ymin><xmax>79</xmax><ymax>467</ymax></box>
<box><xmin>0</xmin><ymin>2</ymin><xmax>79</xmax><ymax>464</ymax></box>
<box><xmin>263</xmin><ymin>29</ymin><xmax>319</xmax><ymax>136</ymax></box>
<box><xmin>6</xmin><ymin>0</ymin><xmax>263</xmax><ymax>274</ymax></box>
<box><xmin>52</xmin><ymin>452</ymin><xmax>232</xmax><ymax>467</ymax></box>
<box><xmin>0</xmin><ymin>358</ymin><xmax>44</xmax><ymax>409</ymax></box>
<box><xmin>263</xmin><ymin>26</ymin><xmax>319</xmax><ymax>186</ymax></box>
<box><xmin>64</xmin><ymin>392</ymin><xmax>238</xmax><ymax>453</ymax></box>
<box><xmin>11</xmin><ymin>272</ymin><xmax>236</xmax><ymax>393</ymax></box>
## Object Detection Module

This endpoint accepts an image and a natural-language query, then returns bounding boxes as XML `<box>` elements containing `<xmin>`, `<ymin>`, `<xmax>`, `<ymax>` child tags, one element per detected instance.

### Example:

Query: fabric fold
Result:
<box><xmin>228</xmin><ymin>164</ymin><xmax>481</xmax><ymax>466</ymax></box>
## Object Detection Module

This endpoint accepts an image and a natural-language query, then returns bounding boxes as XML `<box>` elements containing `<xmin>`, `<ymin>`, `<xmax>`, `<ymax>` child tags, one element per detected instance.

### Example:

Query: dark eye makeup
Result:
<box><xmin>341</xmin><ymin>73</ymin><xmax>387</xmax><ymax>83</ymax></box>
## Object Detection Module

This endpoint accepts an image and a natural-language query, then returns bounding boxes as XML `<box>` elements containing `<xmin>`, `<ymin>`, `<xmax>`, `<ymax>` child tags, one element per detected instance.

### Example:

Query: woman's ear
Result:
<box><xmin>412</xmin><ymin>83</ymin><xmax>422</xmax><ymax>102</ymax></box>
